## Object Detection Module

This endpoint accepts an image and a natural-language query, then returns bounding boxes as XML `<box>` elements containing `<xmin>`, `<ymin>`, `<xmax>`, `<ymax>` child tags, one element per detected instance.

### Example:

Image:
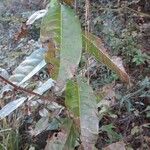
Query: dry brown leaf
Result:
<box><xmin>97</xmin><ymin>83</ymin><xmax>116</xmax><ymax>108</ymax></box>
<box><xmin>26</xmin><ymin>9</ymin><xmax>48</xmax><ymax>25</ymax></box>
<box><xmin>61</xmin><ymin>0</ymin><xmax>74</xmax><ymax>5</ymax></box>
<box><xmin>14</xmin><ymin>22</ymin><xmax>28</xmax><ymax>43</ymax></box>
<box><xmin>44</xmin><ymin>119</ymin><xmax>77</xmax><ymax>150</ymax></box>
<box><xmin>44</xmin><ymin>129</ymin><xmax>68</xmax><ymax>150</ymax></box>
<box><xmin>103</xmin><ymin>141</ymin><xmax>126</xmax><ymax>150</ymax></box>
<box><xmin>144</xmin><ymin>136</ymin><xmax>150</xmax><ymax>143</ymax></box>
<box><xmin>111</xmin><ymin>57</ymin><xmax>126</xmax><ymax>72</ymax></box>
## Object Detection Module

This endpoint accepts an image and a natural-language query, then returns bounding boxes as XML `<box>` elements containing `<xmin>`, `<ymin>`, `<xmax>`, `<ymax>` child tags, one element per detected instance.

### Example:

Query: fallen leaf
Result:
<box><xmin>0</xmin><ymin>97</ymin><xmax>27</xmax><ymax>120</ymax></box>
<box><xmin>26</xmin><ymin>9</ymin><xmax>48</xmax><ymax>25</ymax></box>
<box><xmin>103</xmin><ymin>141</ymin><xmax>126</xmax><ymax>150</ymax></box>
<box><xmin>44</xmin><ymin>118</ymin><xmax>78</xmax><ymax>150</ymax></box>
<box><xmin>97</xmin><ymin>83</ymin><xmax>116</xmax><ymax>108</ymax></box>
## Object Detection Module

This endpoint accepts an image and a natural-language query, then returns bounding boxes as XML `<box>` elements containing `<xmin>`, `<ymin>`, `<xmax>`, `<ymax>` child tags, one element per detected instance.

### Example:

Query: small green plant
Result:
<box><xmin>0</xmin><ymin>123</ymin><xmax>20</xmax><ymax>150</ymax></box>
<box><xmin>100</xmin><ymin>124</ymin><xmax>122</xmax><ymax>143</ymax></box>
<box><xmin>132</xmin><ymin>50</ymin><xmax>147</xmax><ymax>65</ymax></box>
<box><xmin>98</xmin><ymin>14</ymin><xmax>147</xmax><ymax>66</ymax></box>
<box><xmin>120</xmin><ymin>77</ymin><xmax>150</xmax><ymax>111</ymax></box>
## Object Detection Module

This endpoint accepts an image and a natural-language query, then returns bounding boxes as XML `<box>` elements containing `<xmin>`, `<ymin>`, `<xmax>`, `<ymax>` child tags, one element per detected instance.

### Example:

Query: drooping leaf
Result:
<box><xmin>40</xmin><ymin>1</ymin><xmax>82</xmax><ymax>90</ymax></box>
<box><xmin>44</xmin><ymin>118</ymin><xmax>78</xmax><ymax>150</ymax></box>
<box><xmin>82</xmin><ymin>32</ymin><xmax>130</xmax><ymax>84</ymax></box>
<box><xmin>0</xmin><ymin>97</ymin><xmax>27</xmax><ymax>120</ymax></box>
<box><xmin>65</xmin><ymin>77</ymin><xmax>99</xmax><ymax>150</ymax></box>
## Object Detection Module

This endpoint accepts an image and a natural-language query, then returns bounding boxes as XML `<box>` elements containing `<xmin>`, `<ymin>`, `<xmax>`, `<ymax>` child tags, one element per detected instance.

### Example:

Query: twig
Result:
<box><xmin>0</xmin><ymin>75</ymin><xmax>57</xmax><ymax>103</ymax></box>
<box><xmin>0</xmin><ymin>128</ymin><xmax>12</xmax><ymax>133</ymax></box>
<box><xmin>125</xmin><ymin>6</ymin><xmax>150</xmax><ymax>18</ymax></box>
<box><xmin>98</xmin><ymin>6</ymin><xmax>150</xmax><ymax>18</ymax></box>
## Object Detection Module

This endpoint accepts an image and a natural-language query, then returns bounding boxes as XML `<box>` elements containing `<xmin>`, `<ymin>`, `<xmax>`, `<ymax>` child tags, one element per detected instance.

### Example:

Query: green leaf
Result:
<box><xmin>63</xmin><ymin>119</ymin><xmax>79</xmax><ymax>150</ymax></box>
<box><xmin>65</xmin><ymin>80</ymin><xmax>79</xmax><ymax>116</ymax></box>
<box><xmin>101</xmin><ymin>124</ymin><xmax>122</xmax><ymax>142</ymax></box>
<box><xmin>44</xmin><ymin>118</ymin><xmax>78</xmax><ymax>150</ymax></box>
<box><xmin>82</xmin><ymin>32</ymin><xmax>130</xmax><ymax>84</ymax></box>
<box><xmin>40</xmin><ymin>1</ymin><xmax>82</xmax><ymax>88</ymax></box>
<box><xmin>65</xmin><ymin>77</ymin><xmax>99</xmax><ymax>149</ymax></box>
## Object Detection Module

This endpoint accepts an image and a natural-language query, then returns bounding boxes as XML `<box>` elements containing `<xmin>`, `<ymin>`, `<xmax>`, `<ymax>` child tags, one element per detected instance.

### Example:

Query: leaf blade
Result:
<box><xmin>82</xmin><ymin>32</ymin><xmax>130</xmax><ymax>84</ymax></box>
<box><xmin>40</xmin><ymin>2</ymin><xmax>82</xmax><ymax>89</ymax></box>
<box><xmin>65</xmin><ymin>78</ymin><xmax>99</xmax><ymax>149</ymax></box>
<box><xmin>44</xmin><ymin>118</ymin><xmax>78</xmax><ymax>150</ymax></box>
<box><xmin>18</xmin><ymin>59</ymin><xmax>46</xmax><ymax>86</ymax></box>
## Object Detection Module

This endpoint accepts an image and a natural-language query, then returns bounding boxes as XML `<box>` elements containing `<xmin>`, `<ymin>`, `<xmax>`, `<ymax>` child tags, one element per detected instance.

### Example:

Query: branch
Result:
<box><xmin>98</xmin><ymin>6</ymin><xmax>150</xmax><ymax>18</ymax></box>
<box><xmin>125</xmin><ymin>6</ymin><xmax>150</xmax><ymax>18</ymax></box>
<box><xmin>0</xmin><ymin>75</ymin><xmax>64</xmax><ymax>105</ymax></box>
